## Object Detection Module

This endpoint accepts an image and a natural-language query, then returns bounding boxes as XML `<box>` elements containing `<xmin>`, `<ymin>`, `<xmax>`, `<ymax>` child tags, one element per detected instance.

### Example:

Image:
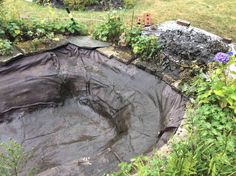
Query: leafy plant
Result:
<box><xmin>0</xmin><ymin>39</ymin><xmax>13</xmax><ymax>56</ymax></box>
<box><xmin>93</xmin><ymin>12</ymin><xmax>124</xmax><ymax>43</ymax></box>
<box><xmin>119</xmin><ymin>26</ymin><xmax>142</xmax><ymax>47</ymax></box>
<box><xmin>63</xmin><ymin>0</ymin><xmax>100</xmax><ymax>10</ymax></box>
<box><xmin>132</xmin><ymin>35</ymin><xmax>161</xmax><ymax>62</ymax></box>
<box><xmin>0</xmin><ymin>1</ymin><xmax>88</xmax><ymax>55</ymax></box>
<box><xmin>119</xmin><ymin>26</ymin><xmax>161</xmax><ymax>62</ymax></box>
<box><xmin>193</xmin><ymin>53</ymin><xmax>236</xmax><ymax>113</ymax></box>
<box><xmin>5</xmin><ymin>20</ymin><xmax>24</xmax><ymax>40</ymax></box>
<box><xmin>0</xmin><ymin>140</ymin><xmax>25</xmax><ymax>176</ymax></box>
<box><xmin>36</xmin><ymin>0</ymin><xmax>131</xmax><ymax>10</ymax></box>
<box><xmin>123</xmin><ymin>0</ymin><xmax>135</xmax><ymax>9</ymax></box>
<box><xmin>1</xmin><ymin>18</ymin><xmax>87</xmax><ymax>43</ymax></box>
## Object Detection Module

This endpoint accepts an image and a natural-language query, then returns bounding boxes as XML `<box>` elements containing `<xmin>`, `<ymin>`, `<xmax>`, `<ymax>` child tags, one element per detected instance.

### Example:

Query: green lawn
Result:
<box><xmin>4</xmin><ymin>0</ymin><xmax>236</xmax><ymax>40</ymax></box>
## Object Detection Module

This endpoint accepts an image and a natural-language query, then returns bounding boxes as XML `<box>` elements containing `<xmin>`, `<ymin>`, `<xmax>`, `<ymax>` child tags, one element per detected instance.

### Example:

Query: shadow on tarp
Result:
<box><xmin>0</xmin><ymin>43</ymin><xmax>186</xmax><ymax>176</ymax></box>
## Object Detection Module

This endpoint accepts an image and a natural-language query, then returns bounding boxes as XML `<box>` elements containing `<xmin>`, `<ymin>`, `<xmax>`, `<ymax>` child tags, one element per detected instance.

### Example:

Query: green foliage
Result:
<box><xmin>123</xmin><ymin>0</ymin><xmax>135</xmax><ymax>9</ymax></box>
<box><xmin>94</xmin><ymin>16</ymin><xmax>161</xmax><ymax>62</ymax></box>
<box><xmin>190</xmin><ymin>55</ymin><xmax>236</xmax><ymax>113</ymax></box>
<box><xmin>0</xmin><ymin>0</ymin><xmax>87</xmax><ymax>55</ymax></box>
<box><xmin>93</xmin><ymin>13</ymin><xmax>124</xmax><ymax>43</ymax></box>
<box><xmin>119</xmin><ymin>26</ymin><xmax>161</xmax><ymax>62</ymax></box>
<box><xmin>0</xmin><ymin>17</ymin><xmax>87</xmax><ymax>55</ymax></box>
<box><xmin>5</xmin><ymin>20</ymin><xmax>24</xmax><ymax>40</ymax></box>
<box><xmin>113</xmin><ymin>155</ymin><xmax>163</xmax><ymax>176</ymax></box>
<box><xmin>0</xmin><ymin>39</ymin><xmax>13</xmax><ymax>56</ymax></box>
<box><xmin>3</xmin><ymin>19</ymin><xmax>87</xmax><ymax>42</ymax></box>
<box><xmin>0</xmin><ymin>140</ymin><xmax>25</xmax><ymax>176</ymax></box>
<box><xmin>131</xmin><ymin>35</ymin><xmax>161</xmax><ymax>62</ymax></box>
<box><xmin>119</xmin><ymin>26</ymin><xmax>142</xmax><ymax>47</ymax></box>
<box><xmin>0</xmin><ymin>0</ymin><xmax>6</xmax><ymax>26</ymax></box>
<box><xmin>63</xmin><ymin>0</ymin><xmax>99</xmax><ymax>10</ymax></box>
<box><xmin>189</xmin><ymin>105</ymin><xmax>235</xmax><ymax>176</ymax></box>
<box><xmin>36</xmin><ymin>0</ymin><xmax>135</xmax><ymax>10</ymax></box>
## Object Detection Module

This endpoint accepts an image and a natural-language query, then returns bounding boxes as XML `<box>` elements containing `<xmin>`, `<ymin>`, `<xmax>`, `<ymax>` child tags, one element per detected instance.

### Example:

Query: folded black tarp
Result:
<box><xmin>0</xmin><ymin>44</ymin><xmax>185</xmax><ymax>176</ymax></box>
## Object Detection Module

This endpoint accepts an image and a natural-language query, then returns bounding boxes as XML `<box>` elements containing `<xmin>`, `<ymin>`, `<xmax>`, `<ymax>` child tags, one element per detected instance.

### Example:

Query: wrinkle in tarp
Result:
<box><xmin>0</xmin><ymin>44</ymin><xmax>185</xmax><ymax>176</ymax></box>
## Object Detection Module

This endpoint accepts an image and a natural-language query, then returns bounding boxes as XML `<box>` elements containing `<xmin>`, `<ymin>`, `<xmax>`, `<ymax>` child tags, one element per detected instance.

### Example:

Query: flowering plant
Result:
<box><xmin>213</xmin><ymin>52</ymin><xmax>230</xmax><ymax>64</ymax></box>
<box><xmin>196</xmin><ymin>51</ymin><xmax>236</xmax><ymax>114</ymax></box>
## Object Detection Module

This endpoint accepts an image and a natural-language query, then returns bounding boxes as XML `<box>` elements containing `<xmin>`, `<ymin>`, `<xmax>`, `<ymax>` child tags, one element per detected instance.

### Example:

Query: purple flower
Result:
<box><xmin>213</xmin><ymin>52</ymin><xmax>230</xmax><ymax>64</ymax></box>
<box><xmin>227</xmin><ymin>51</ymin><xmax>234</xmax><ymax>56</ymax></box>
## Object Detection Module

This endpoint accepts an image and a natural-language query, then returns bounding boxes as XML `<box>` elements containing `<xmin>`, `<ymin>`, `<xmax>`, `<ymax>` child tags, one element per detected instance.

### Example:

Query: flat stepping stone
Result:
<box><xmin>68</xmin><ymin>36</ymin><xmax>111</xmax><ymax>49</ymax></box>
<box><xmin>97</xmin><ymin>46</ymin><xmax>133</xmax><ymax>64</ymax></box>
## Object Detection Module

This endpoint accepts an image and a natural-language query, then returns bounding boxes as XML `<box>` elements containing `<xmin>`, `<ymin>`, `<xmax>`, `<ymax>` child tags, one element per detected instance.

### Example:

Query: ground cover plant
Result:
<box><xmin>93</xmin><ymin>12</ymin><xmax>124</xmax><ymax>43</ymax></box>
<box><xmin>0</xmin><ymin>39</ymin><xmax>13</xmax><ymax>56</ymax></box>
<box><xmin>0</xmin><ymin>140</ymin><xmax>26</xmax><ymax>176</ymax></box>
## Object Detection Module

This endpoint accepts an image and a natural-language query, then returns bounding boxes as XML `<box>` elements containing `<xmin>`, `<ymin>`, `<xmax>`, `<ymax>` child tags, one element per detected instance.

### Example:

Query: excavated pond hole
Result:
<box><xmin>0</xmin><ymin>44</ymin><xmax>185</xmax><ymax>176</ymax></box>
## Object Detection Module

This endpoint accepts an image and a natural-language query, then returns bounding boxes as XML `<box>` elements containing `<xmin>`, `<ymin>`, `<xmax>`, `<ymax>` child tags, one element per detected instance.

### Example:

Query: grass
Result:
<box><xmin>3</xmin><ymin>0</ymin><xmax>236</xmax><ymax>41</ymax></box>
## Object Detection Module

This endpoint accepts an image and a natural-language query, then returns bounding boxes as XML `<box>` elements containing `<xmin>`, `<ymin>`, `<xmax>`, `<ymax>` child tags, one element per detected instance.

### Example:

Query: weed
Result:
<box><xmin>0</xmin><ymin>140</ymin><xmax>25</xmax><ymax>176</ymax></box>
<box><xmin>93</xmin><ymin>12</ymin><xmax>124</xmax><ymax>43</ymax></box>
<box><xmin>0</xmin><ymin>39</ymin><xmax>13</xmax><ymax>56</ymax></box>
<box><xmin>131</xmin><ymin>35</ymin><xmax>161</xmax><ymax>62</ymax></box>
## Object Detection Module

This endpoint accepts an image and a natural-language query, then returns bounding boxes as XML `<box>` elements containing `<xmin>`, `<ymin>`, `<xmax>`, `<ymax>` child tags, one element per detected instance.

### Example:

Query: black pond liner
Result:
<box><xmin>0</xmin><ymin>44</ymin><xmax>186</xmax><ymax>176</ymax></box>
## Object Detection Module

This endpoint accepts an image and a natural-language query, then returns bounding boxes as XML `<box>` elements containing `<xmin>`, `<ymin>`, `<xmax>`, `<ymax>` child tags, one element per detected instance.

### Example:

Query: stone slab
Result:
<box><xmin>97</xmin><ymin>46</ymin><xmax>133</xmax><ymax>64</ymax></box>
<box><xmin>68</xmin><ymin>36</ymin><xmax>111</xmax><ymax>49</ymax></box>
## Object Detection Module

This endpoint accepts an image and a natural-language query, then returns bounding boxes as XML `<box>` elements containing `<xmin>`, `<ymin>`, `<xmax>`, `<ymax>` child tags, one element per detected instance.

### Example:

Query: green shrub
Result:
<box><xmin>0</xmin><ymin>0</ymin><xmax>6</xmax><ymax>27</ymax></box>
<box><xmin>5</xmin><ymin>20</ymin><xmax>24</xmax><ymax>40</ymax></box>
<box><xmin>36</xmin><ymin>0</ymin><xmax>133</xmax><ymax>10</ymax></box>
<box><xmin>132</xmin><ymin>35</ymin><xmax>161</xmax><ymax>62</ymax></box>
<box><xmin>188</xmin><ymin>105</ymin><xmax>235</xmax><ymax>176</ymax></box>
<box><xmin>119</xmin><ymin>26</ymin><xmax>161</xmax><ymax>62</ymax></box>
<box><xmin>93</xmin><ymin>13</ymin><xmax>124</xmax><ymax>43</ymax></box>
<box><xmin>94</xmin><ymin>16</ymin><xmax>161</xmax><ymax>62</ymax></box>
<box><xmin>0</xmin><ymin>39</ymin><xmax>13</xmax><ymax>56</ymax></box>
<box><xmin>2</xmin><ymin>19</ymin><xmax>87</xmax><ymax>42</ymax></box>
<box><xmin>40</xmin><ymin>0</ymin><xmax>100</xmax><ymax>10</ymax></box>
<box><xmin>37</xmin><ymin>0</ymin><xmax>98</xmax><ymax>8</ymax></box>
<box><xmin>0</xmin><ymin>140</ymin><xmax>25</xmax><ymax>176</ymax></box>
<box><xmin>0</xmin><ymin>16</ymin><xmax>87</xmax><ymax>55</ymax></box>
<box><xmin>190</xmin><ymin>54</ymin><xmax>236</xmax><ymax>113</ymax></box>
<box><xmin>119</xmin><ymin>26</ymin><xmax>142</xmax><ymax>47</ymax></box>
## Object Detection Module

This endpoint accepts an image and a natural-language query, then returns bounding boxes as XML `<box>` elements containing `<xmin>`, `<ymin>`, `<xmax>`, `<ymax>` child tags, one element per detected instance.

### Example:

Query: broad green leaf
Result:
<box><xmin>213</xmin><ymin>90</ymin><xmax>224</xmax><ymax>97</ymax></box>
